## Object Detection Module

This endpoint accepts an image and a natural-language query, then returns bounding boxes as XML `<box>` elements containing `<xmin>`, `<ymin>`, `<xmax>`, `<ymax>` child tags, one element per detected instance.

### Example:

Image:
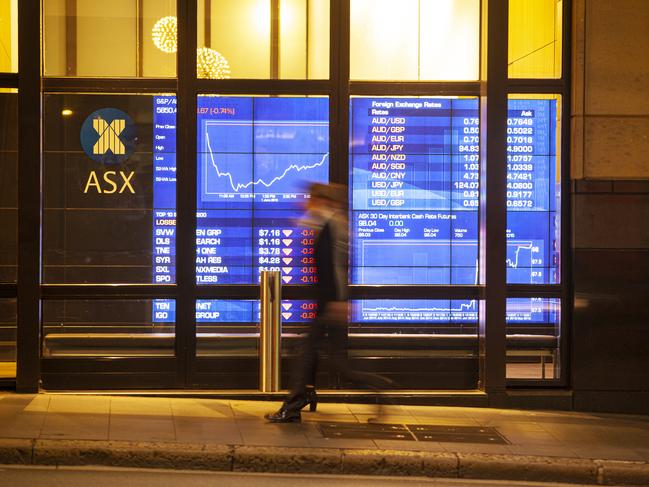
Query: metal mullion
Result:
<box><xmin>176</xmin><ymin>0</ymin><xmax>198</xmax><ymax>388</ymax></box>
<box><xmin>196</xmin><ymin>285</ymin><xmax>259</xmax><ymax>300</ymax></box>
<box><xmin>350</xmin><ymin>286</ymin><xmax>482</xmax><ymax>301</ymax></box>
<box><xmin>17</xmin><ymin>0</ymin><xmax>42</xmax><ymax>393</ymax></box>
<box><xmin>42</xmin><ymin>78</ymin><xmax>177</xmax><ymax>93</ymax></box>
<box><xmin>195</xmin><ymin>285</ymin><xmax>484</xmax><ymax>301</ymax></box>
<box><xmin>333</xmin><ymin>0</ymin><xmax>349</xmax><ymax>185</ymax></box>
<box><xmin>328</xmin><ymin>0</ymin><xmax>341</xmax><ymax>184</ymax></box>
<box><xmin>350</xmin><ymin>81</ymin><xmax>481</xmax><ymax>97</ymax></box>
<box><xmin>194</xmin><ymin>79</ymin><xmax>332</xmax><ymax>95</ymax></box>
<box><xmin>506</xmin><ymin>79</ymin><xmax>565</xmax><ymax>93</ymax></box>
<box><xmin>559</xmin><ymin>0</ymin><xmax>573</xmax><ymax>390</ymax></box>
<box><xmin>41</xmin><ymin>284</ymin><xmax>177</xmax><ymax>300</ymax></box>
<box><xmin>506</xmin><ymin>285</ymin><xmax>563</xmax><ymax>298</ymax></box>
<box><xmin>41</xmin><ymin>357</ymin><xmax>177</xmax><ymax>370</ymax></box>
<box><xmin>270</xmin><ymin>0</ymin><xmax>280</xmax><ymax>79</ymax></box>
<box><xmin>507</xmin><ymin>379</ymin><xmax>564</xmax><ymax>387</ymax></box>
<box><xmin>0</xmin><ymin>73</ymin><xmax>19</xmax><ymax>86</ymax></box>
<box><xmin>479</xmin><ymin>0</ymin><xmax>509</xmax><ymax>400</ymax></box>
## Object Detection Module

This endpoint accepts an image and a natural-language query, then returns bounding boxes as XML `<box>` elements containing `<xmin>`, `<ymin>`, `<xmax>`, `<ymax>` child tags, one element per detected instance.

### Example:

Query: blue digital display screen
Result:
<box><xmin>196</xmin><ymin>96</ymin><xmax>329</xmax><ymax>285</ymax></box>
<box><xmin>506</xmin><ymin>298</ymin><xmax>560</xmax><ymax>325</ymax></box>
<box><xmin>152</xmin><ymin>96</ymin><xmax>327</xmax><ymax>323</ymax></box>
<box><xmin>351</xmin><ymin>297</ymin><xmax>559</xmax><ymax>325</ymax></box>
<box><xmin>152</xmin><ymin>96</ymin><xmax>177</xmax><ymax>285</ymax></box>
<box><xmin>349</xmin><ymin>96</ymin><xmax>560</xmax><ymax>322</ymax></box>
<box><xmin>506</xmin><ymin>99</ymin><xmax>560</xmax><ymax>285</ymax></box>
<box><xmin>153</xmin><ymin>299</ymin><xmax>317</xmax><ymax>324</ymax></box>
<box><xmin>151</xmin><ymin>95</ymin><xmax>559</xmax><ymax>325</ymax></box>
<box><xmin>350</xmin><ymin>97</ymin><xmax>480</xmax><ymax>286</ymax></box>
<box><xmin>351</xmin><ymin>299</ymin><xmax>479</xmax><ymax>324</ymax></box>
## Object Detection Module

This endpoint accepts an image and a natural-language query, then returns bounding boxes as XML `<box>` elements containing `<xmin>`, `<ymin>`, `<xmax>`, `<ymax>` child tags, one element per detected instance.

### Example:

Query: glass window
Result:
<box><xmin>0</xmin><ymin>90</ymin><xmax>17</xmax><ymax>283</ymax></box>
<box><xmin>195</xmin><ymin>299</ymin><xmax>258</xmax><ymax>357</ymax></box>
<box><xmin>0</xmin><ymin>299</ymin><xmax>16</xmax><ymax>379</ymax></box>
<box><xmin>509</xmin><ymin>0</ymin><xmax>562</xmax><ymax>78</ymax></box>
<box><xmin>195</xmin><ymin>95</ymin><xmax>329</xmax><ymax>284</ymax></box>
<box><xmin>506</xmin><ymin>94</ymin><xmax>561</xmax><ymax>284</ymax></box>
<box><xmin>350</xmin><ymin>299</ymin><xmax>479</xmax><ymax>389</ymax></box>
<box><xmin>0</xmin><ymin>0</ymin><xmax>18</xmax><ymax>73</ymax></box>
<box><xmin>150</xmin><ymin>299</ymin><xmax>315</xmax><ymax>362</ymax></box>
<box><xmin>350</xmin><ymin>96</ymin><xmax>479</xmax><ymax>285</ymax></box>
<box><xmin>350</xmin><ymin>0</ymin><xmax>480</xmax><ymax>81</ymax></box>
<box><xmin>42</xmin><ymin>93</ymin><xmax>177</xmax><ymax>284</ymax></box>
<box><xmin>43</xmin><ymin>0</ymin><xmax>177</xmax><ymax>77</ymax></box>
<box><xmin>506</xmin><ymin>298</ymin><xmax>561</xmax><ymax>380</ymax></box>
<box><xmin>198</xmin><ymin>0</ymin><xmax>329</xmax><ymax>79</ymax></box>
<box><xmin>42</xmin><ymin>299</ymin><xmax>175</xmax><ymax>357</ymax></box>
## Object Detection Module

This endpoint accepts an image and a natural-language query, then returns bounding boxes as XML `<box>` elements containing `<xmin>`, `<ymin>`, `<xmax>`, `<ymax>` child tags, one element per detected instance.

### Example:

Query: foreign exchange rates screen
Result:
<box><xmin>350</xmin><ymin>96</ymin><xmax>559</xmax><ymax>324</ymax></box>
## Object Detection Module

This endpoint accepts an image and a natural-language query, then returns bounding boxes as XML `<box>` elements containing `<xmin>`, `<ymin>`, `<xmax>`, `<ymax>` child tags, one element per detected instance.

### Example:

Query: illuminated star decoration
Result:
<box><xmin>151</xmin><ymin>16</ymin><xmax>178</xmax><ymax>53</ymax></box>
<box><xmin>197</xmin><ymin>47</ymin><xmax>232</xmax><ymax>79</ymax></box>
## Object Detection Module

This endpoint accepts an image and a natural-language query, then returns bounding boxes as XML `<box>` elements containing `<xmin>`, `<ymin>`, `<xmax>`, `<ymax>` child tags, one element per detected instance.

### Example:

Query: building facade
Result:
<box><xmin>0</xmin><ymin>0</ymin><xmax>646</xmax><ymax>414</ymax></box>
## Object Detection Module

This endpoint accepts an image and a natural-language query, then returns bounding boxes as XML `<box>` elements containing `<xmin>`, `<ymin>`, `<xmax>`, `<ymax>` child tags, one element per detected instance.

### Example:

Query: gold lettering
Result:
<box><xmin>103</xmin><ymin>171</ymin><xmax>118</xmax><ymax>194</ymax></box>
<box><xmin>83</xmin><ymin>171</ymin><xmax>102</xmax><ymax>193</ymax></box>
<box><xmin>119</xmin><ymin>171</ymin><xmax>135</xmax><ymax>193</ymax></box>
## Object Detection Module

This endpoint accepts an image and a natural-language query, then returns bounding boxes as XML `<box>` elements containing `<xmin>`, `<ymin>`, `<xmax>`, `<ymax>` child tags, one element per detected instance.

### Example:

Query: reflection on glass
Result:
<box><xmin>42</xmin><ymin>300</ymin><xmax>175</xmax><ymax>357</ymax></box>
<box><xmin>43</xmin><ymin>0</ymin><xmax>177</xmax><ymax>77</ymax></box>
<box><xmin>198</xmin><ymin>0</ymin><xmax>329</xmax><ymax>79</ymax></box>
<box><xmin>0</xmin><ymin>0</ymin><xmax>18</xmax><ymax>73</ymax></box>
<box><xmin>350</xmin><ymin>299</ymin><xmax>479</xmax><ymax>389</ymax></box>
<box><xmin>509</xmin><ymin>0</ymin><xmax>562</xmax><ymax>78</ymax></box>
<box><xmin>0</xmin><ymin>91</ymin><xmax>17</xmax><ymax>283</ymax></box>
<box><xmin>0</xmin><ymin>299</ymin><xmax>16</xmax><ymax>378</ymax></box>
<box><xmin>506</xmin><ymin>95</ymin><xmax>561</xmax><ymax>284</ymax></box>
<box><xmin>506</xmin><ymin>297</ymin><xmax>561</xmax><ymax>380</ymax></box>
<box><xmin>350</xmin><ymin>96</ymin><xmax>479</xmax><ymax>285</ymax></box>
<box><xmin>351</xmin><ymin>0</ymin><xmax>479</xmax><ymax>81</ymax></box>
<box><xmin>146</xmin><ymin>299</ymin><xmax>315</xmax><ymax>357</ymax></box>
<box><xmin>43</xmin><ymin>94</ymin><xmax>177</xmax><ymax>284</ymax></box>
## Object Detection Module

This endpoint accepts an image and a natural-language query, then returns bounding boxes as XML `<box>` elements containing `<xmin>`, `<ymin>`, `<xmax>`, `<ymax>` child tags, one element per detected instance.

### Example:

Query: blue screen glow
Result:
<box><xmin>151</xmin><ymin>95</ymin><xmax>559</xmax><ymax>325</ymax></box>
<box><xmin>349</xmin><ymin>96</ymin><xmax>560</xmax><ymax>323</ymax></box>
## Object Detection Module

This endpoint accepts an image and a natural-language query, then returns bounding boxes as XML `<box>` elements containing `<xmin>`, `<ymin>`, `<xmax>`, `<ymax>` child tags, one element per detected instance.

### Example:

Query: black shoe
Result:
<box><xmin>283</xmin><ymin>386</ymin><xmax>318</xmax><ymax>413</ymax></box>
<box><xmin>264</xmin><ymin>408</ymin><xmax>301</xmax><ymax>423</ymax></box>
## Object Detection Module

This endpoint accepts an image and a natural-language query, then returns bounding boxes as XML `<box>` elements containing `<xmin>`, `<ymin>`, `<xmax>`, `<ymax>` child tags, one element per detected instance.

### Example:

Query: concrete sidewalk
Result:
<box><xmin>1</xmin><ymin>392</ymin><xmax>649</xmax><ymax>485</ymax></box>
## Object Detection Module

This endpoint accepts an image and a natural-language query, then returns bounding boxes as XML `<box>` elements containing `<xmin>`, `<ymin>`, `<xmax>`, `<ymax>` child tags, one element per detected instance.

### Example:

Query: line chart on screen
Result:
<box><xmin>355</xmin><ymin>239</ymin><xmax>545</xmax><ymax>285</ymax></box>
<box><xmin>200</xmin><ymin>119</ymin><xmax>329</xmax><ymax>203</ymax></box>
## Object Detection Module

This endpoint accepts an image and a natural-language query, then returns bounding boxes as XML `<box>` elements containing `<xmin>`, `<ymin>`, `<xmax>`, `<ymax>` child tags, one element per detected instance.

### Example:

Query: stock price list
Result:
<box><xmin>506</xmin><ymin>98</ymin><xmax>560</xmax><ymax>284</ymax></box>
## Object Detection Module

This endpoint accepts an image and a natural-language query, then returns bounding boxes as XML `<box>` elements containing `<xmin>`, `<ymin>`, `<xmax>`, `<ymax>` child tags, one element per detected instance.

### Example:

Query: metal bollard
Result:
<box><xmin>259</xmin><ymin>270</ymin><xmax>281</xmax><ymax>392</ymax></box>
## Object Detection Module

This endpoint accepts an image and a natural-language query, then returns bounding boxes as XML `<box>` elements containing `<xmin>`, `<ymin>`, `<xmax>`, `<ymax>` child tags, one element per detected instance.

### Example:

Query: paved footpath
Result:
<box><xmin>1</xmin><ymin>393</ymin><xmax>649</xmax><ymax>485</ymax></box>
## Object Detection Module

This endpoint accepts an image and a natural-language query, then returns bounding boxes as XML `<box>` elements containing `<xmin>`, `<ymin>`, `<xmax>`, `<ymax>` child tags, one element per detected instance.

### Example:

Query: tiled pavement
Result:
<box><xmin>1</xmin><ymin>392</ymin><xmax>649</xmax><ymax>463</ymax></box>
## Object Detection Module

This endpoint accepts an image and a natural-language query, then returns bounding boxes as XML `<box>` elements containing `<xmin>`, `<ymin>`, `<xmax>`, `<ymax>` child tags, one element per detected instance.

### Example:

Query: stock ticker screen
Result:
<box><xmin>151</xmin><ymin>95</ymin><xmax>559</xmax><ymax>325</ymax></box>
<box><xmin>152</xmin><ymin>95</ymin><xmax>328</xmax><ymax>324</ymax></box>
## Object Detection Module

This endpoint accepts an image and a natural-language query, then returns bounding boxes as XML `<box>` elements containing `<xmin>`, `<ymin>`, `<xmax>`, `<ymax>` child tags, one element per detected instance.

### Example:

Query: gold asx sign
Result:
<box><xmin>80</xmin><ymin>108</ymin><xmax>137</xmax><ymax>194</ymax></box>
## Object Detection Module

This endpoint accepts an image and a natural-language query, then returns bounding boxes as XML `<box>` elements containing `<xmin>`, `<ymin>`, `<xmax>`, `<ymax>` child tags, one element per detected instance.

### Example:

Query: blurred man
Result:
<box><xmin>265</xmin><ymin>182</ymin><xmax>349</xmax><ymax>423</ymax></box>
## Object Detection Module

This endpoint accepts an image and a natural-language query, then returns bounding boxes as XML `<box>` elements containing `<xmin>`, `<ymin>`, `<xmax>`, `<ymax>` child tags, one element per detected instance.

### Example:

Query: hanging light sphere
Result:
<box><xmin>197</xmin><ymin>47</ymin><xmax>232</xmax><ymax>79</ymax></box>
<box><xmin>152</xmin><ymin>16</ymin><xmax>178</xmax><ymax>53</ymax></box>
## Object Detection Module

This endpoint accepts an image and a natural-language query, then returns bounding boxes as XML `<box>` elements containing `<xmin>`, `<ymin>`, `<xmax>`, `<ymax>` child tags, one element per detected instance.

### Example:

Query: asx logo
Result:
<box><xmin>79</xmin><ymin>108</ymin><xmax>138</xmax><ymax>194</ymax></box>
<box><xmin>92</xmin><ymin>118</ymin><xmax>126</xmax><ymax>155</ymax></box>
